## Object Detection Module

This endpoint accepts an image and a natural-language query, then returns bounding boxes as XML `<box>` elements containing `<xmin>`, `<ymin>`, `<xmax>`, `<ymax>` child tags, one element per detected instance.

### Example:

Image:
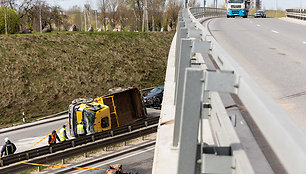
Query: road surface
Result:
<box><xmin>0</xmin><ymin>108</ymin><xmax>159</xmax><ymax>153</ymax></box>
<box><xmin>208</xmin><ymin>18</ymin><xmax>306</xmax><ymax>132</ymax></box>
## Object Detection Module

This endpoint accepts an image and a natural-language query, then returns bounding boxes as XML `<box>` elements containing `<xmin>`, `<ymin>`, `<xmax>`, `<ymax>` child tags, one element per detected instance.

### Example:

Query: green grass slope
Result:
<box><xmin>0</xmin><ymin>31</ymin><xmax>174</xmax><ymax>124</ymax></box>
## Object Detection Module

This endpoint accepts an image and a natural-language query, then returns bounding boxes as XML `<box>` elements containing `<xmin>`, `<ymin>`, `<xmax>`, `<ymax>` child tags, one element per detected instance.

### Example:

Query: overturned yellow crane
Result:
<box><xmin>68</xmin><ymin>88</ymin><xmax>146</xmax><ymax>137</ymax></box>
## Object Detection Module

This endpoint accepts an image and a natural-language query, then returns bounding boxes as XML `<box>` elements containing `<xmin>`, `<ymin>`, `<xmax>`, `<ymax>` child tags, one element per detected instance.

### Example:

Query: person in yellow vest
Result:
<box><xmin>48</xmin><ymin>130</ymin><xmax>61</xmax><ymax>146</ymax></box>
<box><xmin>77</xmin><ymin>120</ymin><xmax>87</xmax><ymax>137</ymax></box>
<box><xmin>59</xmin><ymin>125</ymin><xmax>69</xmax><ymax>142</ymax></box>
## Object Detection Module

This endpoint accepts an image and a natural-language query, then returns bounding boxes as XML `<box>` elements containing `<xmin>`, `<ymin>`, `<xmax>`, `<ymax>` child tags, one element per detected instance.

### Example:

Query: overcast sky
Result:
<box><xmin>45</xmin><ymin>0</ymin><xmax>306</xmax><ymax>11</ymax></box>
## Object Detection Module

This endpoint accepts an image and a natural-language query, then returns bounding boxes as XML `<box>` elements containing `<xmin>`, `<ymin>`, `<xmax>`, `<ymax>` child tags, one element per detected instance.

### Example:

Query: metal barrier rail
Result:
<box><xmin>189</xmin><ymin>7</ymin><xmax>226</xmax><ymax>19</ymax></box>
<box><xmin>286</xmin><ymin>8</ymin><xmax>306</xmax><ymax>20</ymax></box>
<box><xmin>0</xmin><ymin>116</ymin><xmax>159</xmax><ymax>168</ymax></box>
<box><xmin>169</xmin><ymin>7</ymin><xmax>306</xmax><ymax>174</ymax></box>
<box><xmin>0</xmin><ymin>124</ymin><xmax>158</xmax><ymax>173</ymax></box>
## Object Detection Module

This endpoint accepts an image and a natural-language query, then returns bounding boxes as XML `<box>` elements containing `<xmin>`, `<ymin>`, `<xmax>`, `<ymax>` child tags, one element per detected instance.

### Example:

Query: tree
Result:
<box><xmin>166</xmin><ymin>0</ymin><xmax>183</xmax><ymax>31</ymax></box>
<box><xmin>0</xmin><ymin>7</ymin><xmax>20</xmax><ymax>34</ymax></box>
<box><xmin>66</xmin><ymin>5</ymin><xmax>82</xmax><ymax>30</ymax></box>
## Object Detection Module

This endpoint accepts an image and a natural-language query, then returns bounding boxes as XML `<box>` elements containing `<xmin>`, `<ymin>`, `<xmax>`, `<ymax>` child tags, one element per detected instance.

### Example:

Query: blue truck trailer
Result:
<box><xmin>227</xmin><ymin>0</ymin><xmax>250</xmax><ymax>18</ymax></box>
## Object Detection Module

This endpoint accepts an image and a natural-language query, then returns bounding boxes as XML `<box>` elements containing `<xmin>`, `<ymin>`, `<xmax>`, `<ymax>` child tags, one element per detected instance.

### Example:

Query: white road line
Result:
<box><xmin>272</xmin><ymin>30</ymin><xmax>279</xmax><ymax>34</ymax></box>
<box><xmin>73</xmin><ymin>147</ymin><xmax>155</xmax><ymax>174</ymax></box>
<box><xmin>257</xmin><ymin>24</ymin><xmax>261</xmax><ymax>27</ymax></box>
<box><xmin>240</xmin><ymin>121</ymin><xmax>243</xmax><ymax>125</ymax></box>
<box><xmin>303</xmin><ymin>41</ymin><xmax>306</xmax><ymax>44</ymax></box>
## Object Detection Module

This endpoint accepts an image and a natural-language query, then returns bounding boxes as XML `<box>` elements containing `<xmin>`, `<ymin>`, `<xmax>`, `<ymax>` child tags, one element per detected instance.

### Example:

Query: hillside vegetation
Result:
<box><xmin>0</xmin><ymin>31</ymin><xmax>174</xmax><ymax>125</ymax></box>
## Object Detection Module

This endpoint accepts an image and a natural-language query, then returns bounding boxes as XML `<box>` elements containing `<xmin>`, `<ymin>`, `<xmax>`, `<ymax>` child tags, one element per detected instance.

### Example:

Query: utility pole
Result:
<box><xmin>275</xmin><ymin>0</ymin><xmax>278</xmax><ymax>18</ymax></box>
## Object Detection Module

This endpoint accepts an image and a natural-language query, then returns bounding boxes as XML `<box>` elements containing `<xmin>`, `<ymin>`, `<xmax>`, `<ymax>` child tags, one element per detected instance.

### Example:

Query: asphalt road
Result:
<box><xmin>0</xmin><ymin>108</ymin><xmax>159</xmax><ymax>154</ymax></box>
<box><xmin>41</xmin><ymin>143</ymin><xmax>155</xmax><ymax>174</ymax></box>
<box><xmin>0</xmin><ymin>116</ymin><xmax>68</xmax><ymax>153</ymax></box>
<box><xmin>208</xmin><ymin>18</ymin><xmax>306</xmax><ymax>132</ymax></box>
<box><xmin>67</xmin><ymin>146</ymin><xmax>154</xmax><ymax>174</ymax></box>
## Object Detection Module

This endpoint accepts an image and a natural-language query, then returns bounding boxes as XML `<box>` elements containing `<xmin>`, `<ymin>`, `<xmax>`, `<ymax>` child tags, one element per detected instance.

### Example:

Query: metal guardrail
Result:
<box><xmin>170</xmin><ymin>7</ymin><xmax>306</xmax><ymax>174</ymax></box>
<box><xmin>0</xmin><ymin>116</ymin><xmax>159</xmax><ymax>173</ymax></box>
<box><xmin>189</xmin><ymin>7</ymin><xmax>226</xmax><ymax>19</ymax></box>
<box><xmin>286</xmin><ymin>8</ymin><xmax>306</xmax><ymax>20</ymax></box>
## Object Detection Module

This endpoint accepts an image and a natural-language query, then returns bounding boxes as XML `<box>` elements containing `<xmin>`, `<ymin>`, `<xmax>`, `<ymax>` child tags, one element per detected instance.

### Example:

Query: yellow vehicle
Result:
<box><xmin>68</xmin><ymin>88</ymin><xmax>146</xmax><ymax>137</ymax></box>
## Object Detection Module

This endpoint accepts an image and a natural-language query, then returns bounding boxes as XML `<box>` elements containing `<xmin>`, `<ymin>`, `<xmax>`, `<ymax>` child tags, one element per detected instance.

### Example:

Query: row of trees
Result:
<box><xmin>0</xmin><ymin>0</ymin><xmax>68</xmax><ymax>33</ymax></box>
<box><xmin>0</xmin><ymin>0</ymin><xmax>201</xmax><ymax>34</ymax></box>
<box><xmin>67</xmin><ymin>0</ymin><xmax>188</xmax><ymax>32</ymax></box>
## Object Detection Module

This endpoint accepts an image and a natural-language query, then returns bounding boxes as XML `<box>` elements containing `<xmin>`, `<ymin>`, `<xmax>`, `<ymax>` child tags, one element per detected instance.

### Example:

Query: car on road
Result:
<box><xmin>143</xmin><ymin>86</ymin><xmax>164</xmax><ymax>109</ymax></box>
<box><xmin>254</xmin><ymin>10</ymin><xmax>266</xmax><ymax>18</ymax></box>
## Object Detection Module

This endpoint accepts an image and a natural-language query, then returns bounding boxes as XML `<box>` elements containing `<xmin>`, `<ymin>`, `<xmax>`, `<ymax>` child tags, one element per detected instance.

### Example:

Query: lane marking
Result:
<box><xmin>257</xmin><ymin>24</ymin><xmax>261</xmax><ymax>27</ymax></box>
<box><xmin>74</xmin><ymin>147</ymin><xmax>155</xmax><ymax>174</ymax></box>
<box><xmin>272</xmin><ymin>30</ymin><xmax>279</xmax><ymax>34</ymax></box>
<box><xmin>240</xmin><ymin>121</ymin><xmax>243</xmax><ymax>125</ymax></box>
<box><xmin>303</xmin><ymin>41</ymin><xmax>306</xmax><ymax>44</ymax></box>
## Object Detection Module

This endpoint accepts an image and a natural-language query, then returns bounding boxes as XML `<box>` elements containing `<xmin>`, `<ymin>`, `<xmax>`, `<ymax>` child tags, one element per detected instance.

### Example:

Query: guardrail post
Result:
<box><xmin>91</xmin><ymin>135</ymin><xmax>95</xmax><ymax>142</ymax></box>
<box><xmin>174</xmin><ymin>27</ymin><xmax>188</xmax><ymax>85</ymax></box>
<box><xmin>177</xmin><ymin>68</ymin><xmax>204</xmax><ymax>174</ymax></box>
<box><xmin>38</xmin><ymin>166</ymin><xmax>41</xmax><ymax>172</ymax></box>
<box><xmin>173</xmin><ymin>39</ymin><xmax>192</xmax><ymax>147</ymax></box>
<box><xmin>1</xmin><ymin>159</ymin><xmax>3</xmax><ymax>167</ymax></box>
<box><xmin>49</xmin><ymin>146</ymin><xmax>53</xmax><ymax>153</ymax></box>
<box><xmin>26</xmin><ymin>153</ymin><xmax>29</xmax><ymax>160</ymax></box>
<box><xmin>62</xmin><ymin>158</ymin><xmax>65</xmax><ymax>164</ymax></box>
<box><xmin>84</xmin><ymin>152</ymin><xmax>87</xmax><ymax>158</ymax></box>
<box><xmin>71</xmin><ymin>141</ymin><xmax>75</xmax><ymax>147</ymax></box>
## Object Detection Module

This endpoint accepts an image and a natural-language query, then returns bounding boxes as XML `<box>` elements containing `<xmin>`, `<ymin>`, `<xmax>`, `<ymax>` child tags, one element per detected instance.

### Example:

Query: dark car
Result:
<box><xmin>254</xmin><ymin>10</ymin><xmax>266</xmax><ymax>18</ymax></box>
<box><xmin>143</xmin><ymin>86</ymin><xmax>164</xmax><ymax>108</ymax></box>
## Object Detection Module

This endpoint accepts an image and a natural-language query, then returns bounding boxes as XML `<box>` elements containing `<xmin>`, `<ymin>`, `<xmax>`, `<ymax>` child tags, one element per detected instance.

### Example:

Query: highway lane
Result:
<box><xmin>0</xmin><ymin>116</ymin><xmax>69</xmax><ymax>153</ymax></box>
<box><xmin>0</xmin><ymin>108</ymin><xmax>159</xmax><ymax>154</ymax></box>
<box><xmin>208</xmin><ymin>18</ymin><xmax>306</xmax><ymax>132</ymax></box>
<box><xmin>70</xmin><ymin>146</ymin><xmax>154</xmax><ymax>174</ymax></box>
<box><xmin>41</xmin><ymin>143</ymin><xmax>155</xmax><ymax>174</ymax></box>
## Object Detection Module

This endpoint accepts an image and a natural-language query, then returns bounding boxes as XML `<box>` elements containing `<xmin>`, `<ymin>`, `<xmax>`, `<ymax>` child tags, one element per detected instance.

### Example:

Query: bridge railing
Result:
<box><xmin>286</xmin><ymin>8</ymin><xmax>306</xmax><ymax>20</ymax></box>
<box><xmin>189</xmin><ymin>7</ymin><xmax>226</xmax><ymax>19</ymax></box>
<box><xmin>153</xmin><ymin>7</ymin><xmax>306</xmax><ymax>174</ymax></box>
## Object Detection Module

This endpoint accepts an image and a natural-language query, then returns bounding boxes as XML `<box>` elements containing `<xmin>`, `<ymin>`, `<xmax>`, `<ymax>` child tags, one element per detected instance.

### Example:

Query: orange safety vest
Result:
<box><xmin>50</xmin><ymin>133</ymin><xmax>57</xmax><ymax>144</ymax></box>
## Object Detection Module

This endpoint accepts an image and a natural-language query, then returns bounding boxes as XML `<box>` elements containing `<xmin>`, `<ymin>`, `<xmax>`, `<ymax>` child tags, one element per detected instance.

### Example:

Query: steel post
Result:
<box><xmin>177</xmin><ymin>68</ymin><xmax>203</xmax><ymax>174</ymax></box>
<box><xmin>173</xmin><ymin>39</ymin><xmax>192</xmax><ymax>147</ymax></box>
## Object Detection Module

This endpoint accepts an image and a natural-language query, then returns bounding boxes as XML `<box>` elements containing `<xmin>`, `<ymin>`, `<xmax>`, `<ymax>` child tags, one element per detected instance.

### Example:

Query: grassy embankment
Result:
<box><xmin>0</xmin><ymin>31</ymin><xmax>174</xmax><ymax>125</ymax></box>
<box><xmin>265</xmin><ymin>10</ymin><xmax>286</xmax><ymax>18</ymax></box>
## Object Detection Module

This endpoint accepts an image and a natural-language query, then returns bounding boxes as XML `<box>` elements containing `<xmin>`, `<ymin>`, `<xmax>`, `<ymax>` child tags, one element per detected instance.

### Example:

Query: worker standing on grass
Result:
<box><xmin>1</xmin><ymin>137</ymin><xmax>16</xmax><ymax>157</ymax></box>
<box><xmin>59</xmin><ymin>125</ymin><xmax>69</xmax><ymax>142</ymax></box>
<box><xmin>77</xmin><ymin>120</ymin><xmax>86</xmax><ymax>137</ymax></box>
<box><xmin>48</xmin><ymin>130</ymin><xmax>61</xmax><ymax>145</ymax></box>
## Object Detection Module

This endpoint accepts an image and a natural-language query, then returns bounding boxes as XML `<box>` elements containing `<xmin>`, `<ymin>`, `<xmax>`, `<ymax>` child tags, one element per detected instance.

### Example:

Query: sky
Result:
<box><xmin>43</xmin><ymin>0</ymin><xmax>306</xmax><ymax>11</ymax></box>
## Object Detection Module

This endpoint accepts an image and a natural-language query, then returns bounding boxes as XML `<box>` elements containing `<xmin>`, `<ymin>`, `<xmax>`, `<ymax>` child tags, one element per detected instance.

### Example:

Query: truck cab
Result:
<box><xmin>69</xmin><ymin>99</ymin><xmax>111</xmax><ymax>137</ymax></box>
<box><xmin>227</xmin><ymin>0</ymin><xmax>250</xmax><ymax>18</ymax></box>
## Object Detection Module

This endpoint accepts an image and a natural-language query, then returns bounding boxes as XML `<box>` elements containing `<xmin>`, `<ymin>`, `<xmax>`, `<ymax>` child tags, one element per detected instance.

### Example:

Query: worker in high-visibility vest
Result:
<box><xmin>48</xmin><ymin>130</ymin><xmax>61</xmax><ymax>146</ymax></box>
<box><xmin>59</xmin><ymin>125</ymin><xmax>69</xmax><ymax>142</ymax></box>
<box><xmin>77</xmin><ymin>120</ymin><xmax>86</xmax><ymax>137</ymax></box>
